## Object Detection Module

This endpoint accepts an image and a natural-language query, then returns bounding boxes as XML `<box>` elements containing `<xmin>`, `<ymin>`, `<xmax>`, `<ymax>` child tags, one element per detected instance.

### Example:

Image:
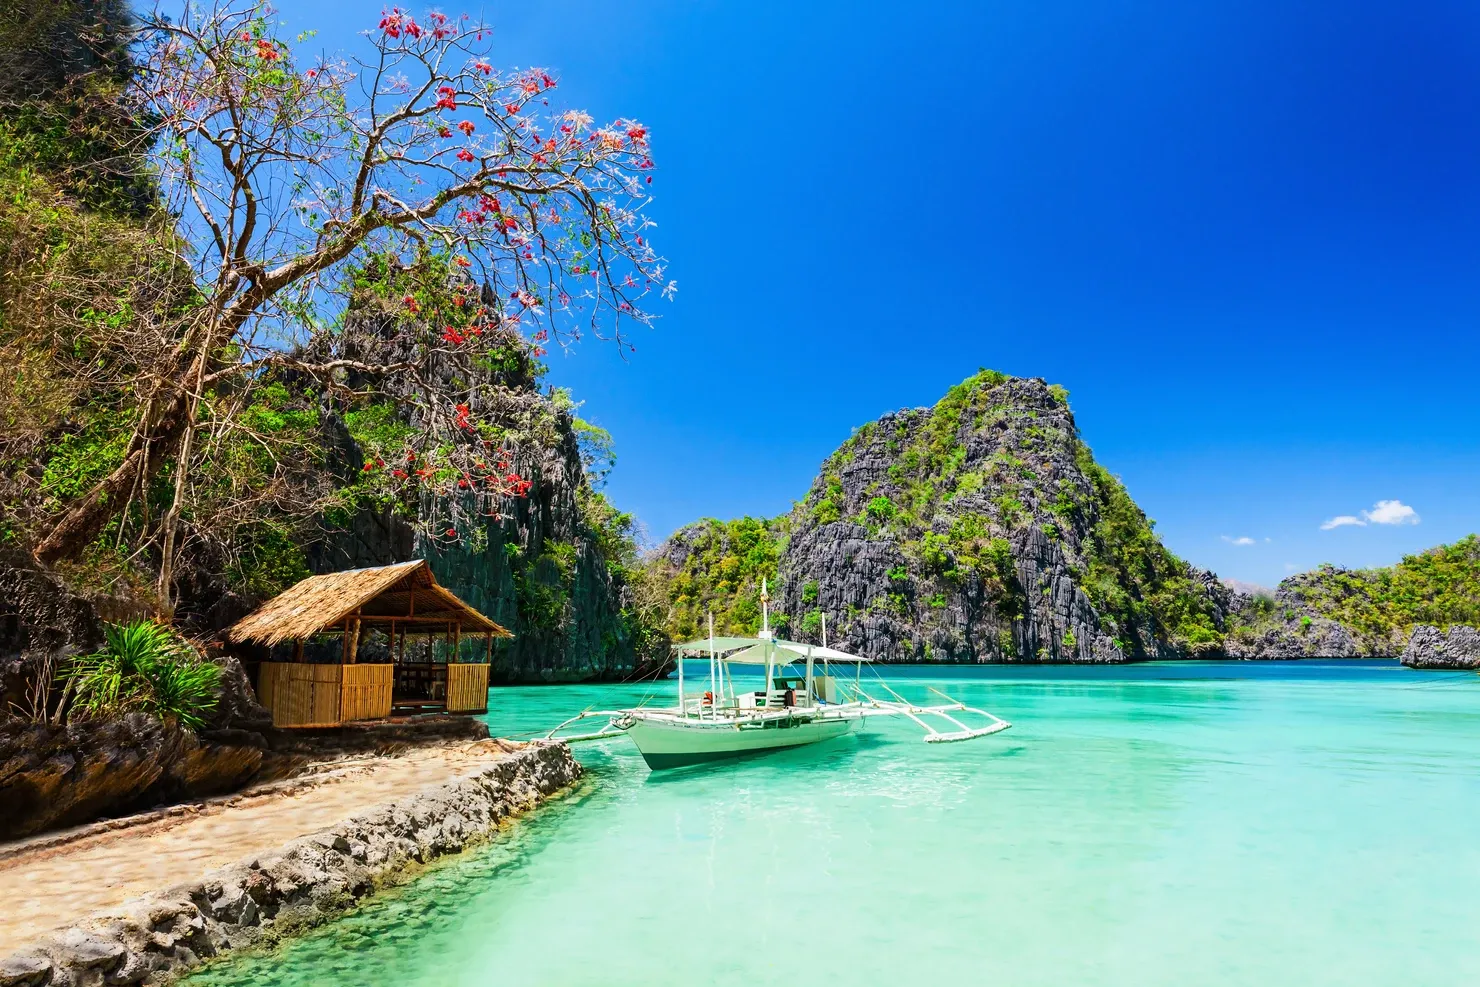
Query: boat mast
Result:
<box><xmin>760</xmin><ymin>577</ymin><xmax>771</xmax><ymax>639</ymax></box>
<box><xmin>805</xmin><ymin>644</ymin><xmax>814</xmax><ymax>707</ymax></box>
<box><xmin>821</xmin><ymin>611</ymin><xmax>829</xmax><ymax>701</ymax></box>
<box><xmin>677</xmin><ymin>629</ymin><xmax>684</xmax><ymax>714</ymax></box>
<box><xmin>708</xmin><ymin>611</ymin><xmax>717</xmax><ymax>718</ymax></box>
<box><xmin>761</xmin><ymin>578</ymin><xmax>774</xmax><ymax>707</ymax></box>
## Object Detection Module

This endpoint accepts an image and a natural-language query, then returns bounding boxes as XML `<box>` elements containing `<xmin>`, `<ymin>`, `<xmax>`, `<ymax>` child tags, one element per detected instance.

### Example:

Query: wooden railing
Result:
<box><xmin>446</xmin><ymin>663</ymin><xmax>490</xmax><ymax>713</ymax></box>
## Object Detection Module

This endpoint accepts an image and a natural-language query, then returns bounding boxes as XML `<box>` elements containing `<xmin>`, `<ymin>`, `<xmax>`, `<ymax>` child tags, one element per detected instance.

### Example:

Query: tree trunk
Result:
<box><xmin>154</xmin><ymin>416</ymin><xmax>197</xmax><ymax>611</ymax></box>
<box><xmin>32</xmin><ymin>388</ymin><xmax>189</xmax><ymax>565</ymax></box>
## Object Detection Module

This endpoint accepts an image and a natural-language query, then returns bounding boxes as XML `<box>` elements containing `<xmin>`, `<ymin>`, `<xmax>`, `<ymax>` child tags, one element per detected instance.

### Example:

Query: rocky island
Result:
<box><xmin>646</xmin><ymin>371</ymin><xmax>1480</xmax><ymax>665</ymax></box>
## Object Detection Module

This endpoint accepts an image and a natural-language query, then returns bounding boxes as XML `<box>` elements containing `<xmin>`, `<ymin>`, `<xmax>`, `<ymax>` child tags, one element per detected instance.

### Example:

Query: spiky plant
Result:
<box><xmin>67</xmin><ymin>620</ymin><xmax>221</xmax><ymax>729</ymax></box>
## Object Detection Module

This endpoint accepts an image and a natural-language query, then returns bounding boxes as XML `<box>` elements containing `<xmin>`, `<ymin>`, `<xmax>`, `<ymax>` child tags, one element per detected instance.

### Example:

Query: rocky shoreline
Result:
<box><xmin>0</xmin><ymin>740</ymin><xmax>581</xmax><ymax>987</ymax></box>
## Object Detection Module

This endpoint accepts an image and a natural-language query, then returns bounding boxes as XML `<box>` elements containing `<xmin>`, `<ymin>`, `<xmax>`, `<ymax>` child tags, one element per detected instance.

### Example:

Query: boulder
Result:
<box><xmin>1401</xmin><ymin>625</ymin><xmax>1480</xmax><ymax>670</ymax></box>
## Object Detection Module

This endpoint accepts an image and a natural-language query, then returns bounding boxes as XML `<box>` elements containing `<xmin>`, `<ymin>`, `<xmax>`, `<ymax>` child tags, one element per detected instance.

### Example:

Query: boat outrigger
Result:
<box><xmin>546</xmin><ymin>585</ymin><xmax>1012</xmax><ymax>770</ymax></box>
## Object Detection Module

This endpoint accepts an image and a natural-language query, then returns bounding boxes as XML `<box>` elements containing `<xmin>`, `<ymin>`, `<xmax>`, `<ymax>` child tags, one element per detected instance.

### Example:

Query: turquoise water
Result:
<box><xmin>184</xmin><ymin>661</ymin><xmax>1480</xmax><ymax>986</ymax></box>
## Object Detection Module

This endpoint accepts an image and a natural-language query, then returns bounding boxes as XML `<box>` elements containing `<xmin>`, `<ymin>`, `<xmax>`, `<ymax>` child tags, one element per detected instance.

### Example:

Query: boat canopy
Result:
<box><xmin>671</xmin><ymin>636</ymin><xmax>872</xmax><ymax>663</ymax></box>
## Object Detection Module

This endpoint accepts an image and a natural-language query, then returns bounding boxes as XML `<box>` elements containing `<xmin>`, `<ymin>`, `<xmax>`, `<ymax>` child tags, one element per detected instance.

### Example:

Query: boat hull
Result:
<box><xmin>623</xmin><ymin>714</ymin><xmax>854</xmax><ymax>769</ymax></box>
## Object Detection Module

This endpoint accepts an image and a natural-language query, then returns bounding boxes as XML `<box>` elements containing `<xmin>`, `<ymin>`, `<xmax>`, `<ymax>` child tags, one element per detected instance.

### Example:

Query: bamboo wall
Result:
<box><xmin>446</xmin><ymin>663</ymin><xmax>490</xmax><ymax>713</ymax></box>
<box><xmin>258</xmin><ymin>662</ymin><xmax>393</xmax><ymax>727</ymax></box>
<box><xmin>341</xmin><ymin>664</ymin><xmax>394</xmax><ymax>721</ymax></box>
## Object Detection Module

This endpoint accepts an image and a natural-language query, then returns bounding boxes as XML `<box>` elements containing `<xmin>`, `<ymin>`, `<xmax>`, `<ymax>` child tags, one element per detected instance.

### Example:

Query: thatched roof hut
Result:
<box><xmin>226</xmin><ymin>559</ymin><xmax>510</xmax><ymax>647</ymax></box>
<box><xmin>227</xmin><ymin>561</ymin><xmax>510</xmax><ymax>727</ymax></box>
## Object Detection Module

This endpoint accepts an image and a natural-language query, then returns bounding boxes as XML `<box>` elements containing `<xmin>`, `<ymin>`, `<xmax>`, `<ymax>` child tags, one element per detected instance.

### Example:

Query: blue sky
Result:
<box><xmin>282</xmin><ymin>0</ymin><xmax>1480</xmax><ymax>587</ymax></box>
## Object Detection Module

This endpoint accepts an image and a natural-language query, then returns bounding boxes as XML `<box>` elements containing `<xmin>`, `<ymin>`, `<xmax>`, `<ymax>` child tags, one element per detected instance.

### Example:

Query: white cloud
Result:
<box><xmin>1320</xmin><ymin>499</ymin><xmax>1421</xmax><ymax>531</ymax></box>
<box><xmin>1363</xmin><ymin>499</ymin><xmax>1420</xmax><ymax>526</ymax></box>
<box><xmin>1221</xmin><ymin>535</ymin><xmax>1256</xmax><ymax>546</ymax></box>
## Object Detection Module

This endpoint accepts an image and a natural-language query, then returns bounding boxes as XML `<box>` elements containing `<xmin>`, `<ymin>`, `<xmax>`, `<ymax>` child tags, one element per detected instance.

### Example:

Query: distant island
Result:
<box><xmin>643</xmin><ymin>370</ymin><xmax>1480</xmax><ymax>666</ymax></box>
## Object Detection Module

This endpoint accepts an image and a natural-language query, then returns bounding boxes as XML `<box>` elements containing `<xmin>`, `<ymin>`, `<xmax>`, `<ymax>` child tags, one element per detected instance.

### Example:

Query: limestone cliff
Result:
<box><xmin>311</xmin><ymin>392</ymin><xmax>670</xmax><ymax>683</ymax></box>
<box><xmin>649</xmin><ymin>371</ymin><xmax>1230</xmax><ymax>662</ymax></box>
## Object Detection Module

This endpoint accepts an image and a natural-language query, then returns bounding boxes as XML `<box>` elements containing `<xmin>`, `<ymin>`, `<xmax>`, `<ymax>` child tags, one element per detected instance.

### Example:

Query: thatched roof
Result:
<box><xmin>226</xmin><ymin>560</ymin><xmax>512</xmax><ymax>647</ymax></box>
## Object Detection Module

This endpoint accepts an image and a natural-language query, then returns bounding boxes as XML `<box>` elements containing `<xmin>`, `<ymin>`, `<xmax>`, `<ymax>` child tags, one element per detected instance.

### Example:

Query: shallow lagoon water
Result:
<box><xmin>184</xmin><ymin>661</ymin><xmax>1480</xmax><ymax>986</ymax></box>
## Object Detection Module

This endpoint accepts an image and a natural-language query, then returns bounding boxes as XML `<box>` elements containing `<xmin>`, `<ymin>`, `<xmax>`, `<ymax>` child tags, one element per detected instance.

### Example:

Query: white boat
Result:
<box><xmin>546</xmin><ymin>583</ymin><xmax>1012</xmax><ymax>770</ymax></box>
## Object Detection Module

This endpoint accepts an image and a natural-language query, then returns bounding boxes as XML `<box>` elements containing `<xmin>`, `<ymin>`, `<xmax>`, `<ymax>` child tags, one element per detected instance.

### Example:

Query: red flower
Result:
<box><xmin>362</xmin><ymin>461</ymin><xmax>377</xmax><ymax>472</ymax></box>
<box><xmin>456</xmin><ymin>149</ymin><xmax>476</xmax><ymax>162</ymax></box>
<box><xmin>438</xmin><ymin>126</ymin><xmax>451</xmax><ymax>138</ymax></box>
<box><xmin>402</xmin><ymin>295</ymin><xmax>420</xmax><ymax>313</ymax></box>
<box><xmin>446</xmin><ymin>528</ymin><xmax>458</xmax><ymax>538</ymax></box>
<box><xmin>458</xmin><ymin>120</ymin><xmax>476</xmax><ymax>136</ymax></box>
<box><xmin>391</xmin><ymin>468</ymin><xmax>408</xmax><ymax>479</ymax></box>
<box><xmin>504</xmin><ymin>103</ymin><xmax>520</xmax><ymax>114</ymax></box>
<box><xmin>454</xmin><ymin>256</ymin><xmax>472</xmax><ymax>268</ymax></box>
<box><xmin>475</xmin><ymin>61</ymin><xmax>493</xmax><ymax>75</ymax></box>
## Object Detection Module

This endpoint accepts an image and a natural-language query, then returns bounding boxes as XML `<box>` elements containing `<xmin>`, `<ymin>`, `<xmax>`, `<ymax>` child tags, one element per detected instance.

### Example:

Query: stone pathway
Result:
<box><xmin>0</xmin><ymin>741</ymin><xmax>517</xmax><ymax>948</ymax></box>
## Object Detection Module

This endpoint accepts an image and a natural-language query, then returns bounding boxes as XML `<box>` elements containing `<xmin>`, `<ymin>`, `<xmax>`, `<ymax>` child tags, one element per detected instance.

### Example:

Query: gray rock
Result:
<box><xmin>0</xmin><ymin>952</ymin><xmax>52</xmax><ymax>987</ymax></box>
<box><xmin>1402</xmin><ymin>625</ymin><xmax>1480</xmax><ymax>669</ymax></box>
<box><xmin>47</xmin><ymin>928</ymin><xmax>125</xmax><ymax>979</ymax></box>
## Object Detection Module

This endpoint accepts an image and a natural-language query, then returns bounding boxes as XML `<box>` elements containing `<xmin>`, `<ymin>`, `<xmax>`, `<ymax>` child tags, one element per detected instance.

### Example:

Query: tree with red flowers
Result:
<box><xmin>30</xmin><ymin>0</ymin><xmax>671</xmax><ymax>607</ymax></box>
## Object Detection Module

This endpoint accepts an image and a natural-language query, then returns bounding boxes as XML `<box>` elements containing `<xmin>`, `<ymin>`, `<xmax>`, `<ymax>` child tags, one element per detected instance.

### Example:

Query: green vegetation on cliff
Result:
<box><xmin>649</xmin><ymin>517</ymin><xmax>788</xmax><ymax>641</ymax></box>
<box><xmin>1071</xmin><ymin>443</ymin><xmax>1224</xmax><ymax>652</ymax></box>
<box><xmin>1230</xmin><ymin>536</ymin><xmax>1480</xmax><ymax>652</ymax></box>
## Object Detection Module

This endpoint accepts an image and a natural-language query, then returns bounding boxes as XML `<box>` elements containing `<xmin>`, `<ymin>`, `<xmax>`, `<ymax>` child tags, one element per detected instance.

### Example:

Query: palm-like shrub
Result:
<box><xmin>68</xmin><ymin>621</ymin><xmax>222</xmax><ymax>729</ymax></box>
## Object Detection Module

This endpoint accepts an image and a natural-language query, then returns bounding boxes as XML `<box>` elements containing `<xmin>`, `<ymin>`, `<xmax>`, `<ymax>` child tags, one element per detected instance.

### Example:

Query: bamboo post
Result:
<box><xmin>484</xmin><ymin>631</ymin><xmax>493</xmax><ymax>663</ymax></box>
<box><xmin>293</xmin><ymin>638</ymin><xmax>304</xmax><ymax>662</ymax></box>
<box><xmin>452</xmin><ymin>622</ymin><xmax>462</xmax><ymax>664</ymax></box>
